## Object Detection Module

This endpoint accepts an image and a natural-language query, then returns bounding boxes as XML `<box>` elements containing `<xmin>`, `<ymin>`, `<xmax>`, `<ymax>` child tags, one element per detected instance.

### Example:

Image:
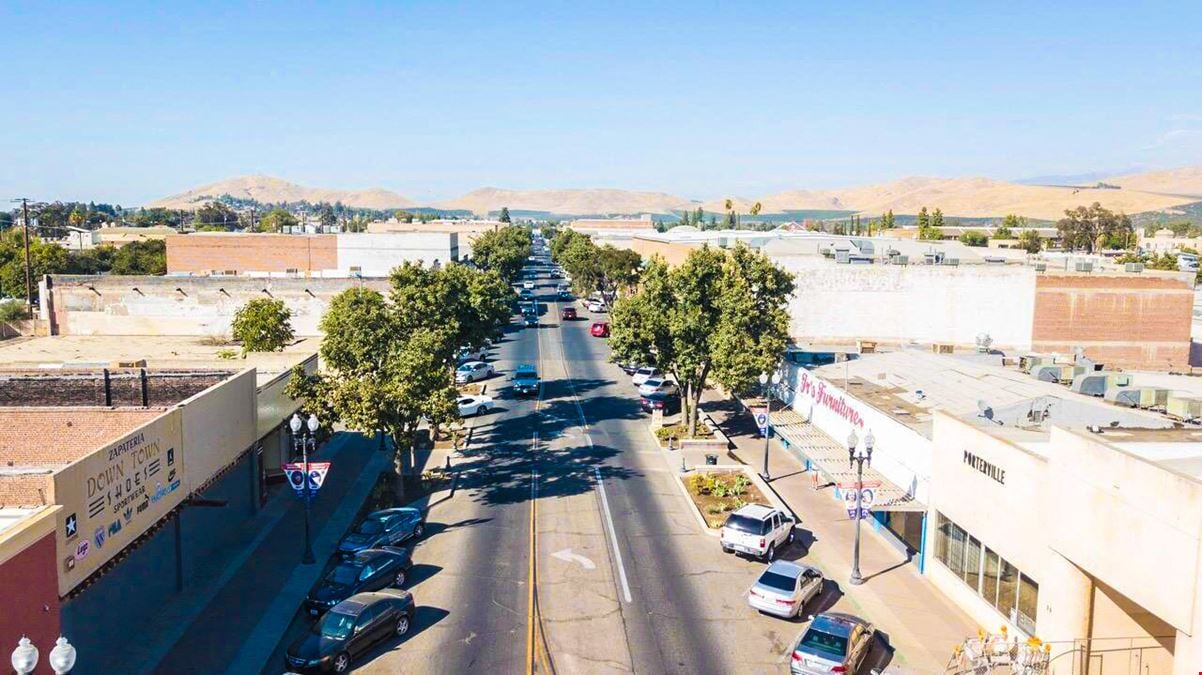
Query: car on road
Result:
<box><xmin>455</xmin><ymin>361</ymin><xmax>494</xmax><ymax>384</ymax></box>
<box><xmin>549</xmin><ymin>269</ymin><xmax>563</xmax><ymax>278</ymax></box>
<box><xmin>590</xmin><ymin>321</ymin><xmax>610</xmax><ymax>337</ymax></box>
<box><xmin>560</xmin><ymin>306</ymin><xmax>577</xmax><ymax>321</ymax></box>
<box><xmin>789</xmin><ymin>612</ymin><xmax>876</xmax><ymax>675</ymax></box>
<box><xmin>587</xmin><ymin>300</ymin><xmax>606</xmax><ymax>312</ymax></box>
<box><xmin>456</xmin><ymin>346</ymin><xmax>487</xmax><ymax>363</ymax></box>
<box><xmin>617</xmin><ymin>362</ymin><xmax>641</xmax><ymax>375</ymax></box>
<box><xmin>558</xmin><ymin>288</ymin><xmax>572</xmax><ymax>300</ymax></box>
<box><xmin>338</xmin><ymin>508</ymin><xmax>426</xmax><ymax>558</ymax></box>
<box><xmin>637</xmin><ymin>377</ymin><xmax>679</xmax><ymax>397</ymax></box>
<box><xmin>747</xmin><ymin>560</ymin><xmax>824</xmax><ymax>619</ymax></box>
<box><xmin>286</xmin><ymin>590</ymin><xmax>416</xmax><ymax>673</ymax></box>
<box><xmin>512</xmin><ymin>364</ymin><xmax>540</xmax><ymax>397</ymax></box>
<box><xmin>457</xmin><ymin>394</ymin><xmax>494</xmax><ymax>417</ymax></box>
<box><xmin>519</xmin><ymin>288</ymin><xmax>534</xmax><ymax>301</ymax></box>
<box><xmin>305</xmin><ymin>548</ymin><xmax>413</xmax><ymax>618</ymax></box>
<box><xmin>631</xmin><ymin>366</ymin><xmax>661</xmax><ymax>386</ymax></box>
<box><xmin>523</xmin><ymin>279</ymin><xmax>536</xmax><ymax>290</ymax></box>
<box><xmin>524</xmin><ymin>313</ymin><xmax>539</xmax><ymax>327</ymax></box>
<box><xmin>639</xmin><ymin>391</ymin><xmax>681</xmax><ymax>415</ymax></box>
<box><xmin>720</xmin><ymin>504</ymin><xmax>795</xmax><ymax>560</ymax></box>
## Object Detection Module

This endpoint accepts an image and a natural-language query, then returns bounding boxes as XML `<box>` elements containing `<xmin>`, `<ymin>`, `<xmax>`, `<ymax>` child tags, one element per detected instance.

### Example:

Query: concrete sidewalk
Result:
<box><xmin>701</xmin><ymin>394</ymin><xmax>978</xmax><ymax>674</ymax></box>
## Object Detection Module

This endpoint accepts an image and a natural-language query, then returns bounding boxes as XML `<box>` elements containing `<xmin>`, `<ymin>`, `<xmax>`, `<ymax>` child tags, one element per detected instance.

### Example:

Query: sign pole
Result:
<box><xmin>849</xmin><ymin>462</ymin><xmax>864</xmax><ymax>585</ymax></box>
<box><xmin>301</xmin><ymin>431</ymin><xmax>315</xmax><ymax>565</ymax></box>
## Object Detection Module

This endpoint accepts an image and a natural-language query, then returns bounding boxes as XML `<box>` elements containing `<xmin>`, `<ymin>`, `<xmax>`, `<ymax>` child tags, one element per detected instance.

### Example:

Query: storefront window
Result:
<box><xmin>964</xmin><ymin>537</ymin><xmax>982</xmax><ymax>593</ymax></box>
<box><xmin>982</xmin><ymin>548</ymin><xmax>1000</xmax><ymax>608</ymax></box>
<box><xmin>1017</xmin><ymin>575</ymin><xmax>1039</xmax><ymax>634</ymax></box>
<box><xmin>997</xmin><ymin>559</ymin><xmax>1019</xmax><ymax>617</ymax></box>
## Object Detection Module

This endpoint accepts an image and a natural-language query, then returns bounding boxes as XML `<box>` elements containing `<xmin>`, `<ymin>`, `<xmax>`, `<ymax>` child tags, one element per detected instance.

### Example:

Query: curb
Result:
<box><xmin>645</xmin><ymin>424</ymin><xmax>717</xmax><ymax>536</ymax></box>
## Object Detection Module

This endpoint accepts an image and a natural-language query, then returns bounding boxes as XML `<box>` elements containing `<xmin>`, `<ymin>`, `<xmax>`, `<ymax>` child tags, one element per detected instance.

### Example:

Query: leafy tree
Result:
<box><xmin>750</xmin><ymin>202</ymin><xmax>763</xmax><ymax>217</ymax></box>
<box><xmin>996</xmin><ymin>213</ymin><xmax>1025</xmax><ymax>239</ymax></box>
<box><xmin>610</xmin><ymin>245</ymin><xmax>793</xmax><ymax>436</ymax></box>
<box><xmin>70</xmin><ymin>244</ymin><xmax>117</xmax><ymax>274</ymax></box>
<box><xmin>231</xmin><ymin>298</ymin><xmax>294</xmax><ymax>353</ymax></box>
<box><xmin>470</xmin><ymin>225</ymin><xmax>531</xmax><ymax>282</ymax></box>
<box><xmin>498</xmin><ymin>207</ymin><xmax>512</xmax><ymax>223</ymax></box>
<box><xmin>196</xmin><ymin>201</ymin><xmax>239</xmax><ymax>230</ymax></box>
<box><xmin>882</xmin><ymin>210</ymin><xmax>895</xmax><ymax>229</ymax></box>
<box><xmin>958</xmin><ymin>230</ymin><xmax>988</xmax><ymax>247</ymax></box>
<box><xmin>931</xmin><ymin>208</ymin><xmax>944</xmax><ymax>230</ymax></box>
<box><xmin>1018</xmin><ymin>229</ymin><xmax>1042</xmax><ymax>254</ymax></box>
<box><xmin>0</xmin><ymin>229</ymin><xmax>71</xmax><ymax>302</ymax></box>
<box><xmin>110</xmin><ymin>240</ymin><xmax>166</xmax><ymax>275</ymax></box>
<box><xmin>1057</xmin><ymin>202</ymin><xmax>1132</xmax><ymax>253</ymax></box>
<box><xmin>319</xmin><ymin>204</ymin><xmax>337</xmax><ymax>228</ymax></box>
<box><xmin>258</xmin><ymin>208</ymin><xmax>299</xmax><ymax>233</ymax></box>
<box><xmin>916</xmin><ymin>207</ymin><xmax>929</xmax><ymax>231</ymax></box>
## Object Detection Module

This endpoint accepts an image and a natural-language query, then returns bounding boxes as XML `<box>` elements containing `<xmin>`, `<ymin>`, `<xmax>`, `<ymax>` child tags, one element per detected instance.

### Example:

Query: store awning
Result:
<box><xmin>769</xmin><ymin>409</ymin><xmax>927</xmax><ymax>513</ymax></box>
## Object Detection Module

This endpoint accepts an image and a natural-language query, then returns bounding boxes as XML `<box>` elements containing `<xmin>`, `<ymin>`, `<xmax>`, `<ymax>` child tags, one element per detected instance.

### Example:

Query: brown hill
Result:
<box><xmin>437</xmin><ymin>187</ymin><xmax>690</xmax><ymax>216</ymax></box>
<box><xmin>149</xmin><ymin>175</ymin><xmax>414</xmax><ymax>210</ymax></box>
<box><xmin>1105</xmin><ymin>166</ymin><xmax>1202</xmax><ymax>197</ymax></box>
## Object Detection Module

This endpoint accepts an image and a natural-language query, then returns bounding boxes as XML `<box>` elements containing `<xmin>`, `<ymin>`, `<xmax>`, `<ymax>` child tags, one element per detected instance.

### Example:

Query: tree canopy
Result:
<box><xmin>258</xmin><ymin>208</ymin><xmax>299</xmax><ymax>233</ymax></box>
<box><xmin>1057</xmin><ymin>202</ymin><xmax>1133</xmax><ymax>253</ymax></box>
<box><xmin>550</xmin><ymin>229</ymin><xmax>642</xmax><ymax>300</ymax></box>
<box><xmin>610</xmin><ymin>245</ymin><xmax>793</xmax><ymax>435</ymax></box>
<box><xmin>469</xmin><ymin>225</ymin><xmax>531</xmax><ymax>283</ymax></box>
<box><xmin>231</xmin><ymin>298</ymin><xmax>295</xmax><ymax>353</ymax></box>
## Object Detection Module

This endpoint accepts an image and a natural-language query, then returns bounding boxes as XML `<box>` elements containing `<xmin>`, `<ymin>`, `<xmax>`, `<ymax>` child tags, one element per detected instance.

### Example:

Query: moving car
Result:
<box><xmin>457</xmin><ymin>394</ymin><xmax>494</xmax><ymax>417</ymax></box>
<box><xmin>637</xmin><ymin>377</ymin><xmax>679</xmax><ymax>397</ymax></box>
<box><xmin>558</xmin><ymin>289</ymin><xmax>573</xmax><ymax>300</ymax></box>
<box><xmin>519</xmin><ymin>289</ymin><xmax>534</xmax><ymax>301</ymax></box>
<box><xmin>789</xmin><ymin>612</ymin><xmax>876</xmax><ymax>675</ymax></box>
<box><xmin>305</xmin><ymin>548</ymin><xmax>413</xmax><ymax>618</ymax></box>
<box><xmin>456</xmin><ymin>346</ymin><xmax>486</xmax><ymax>363</ymax></box>
<box><xmin>455</xmin><ymin>361</ymin><xmax>494</xmax><ymax>384</ymax></box>
<box><xmin>747</xmin><ymin>560</ymin><xmax>824</xmax><ymax>619</ymax></box>
<box><xmin>338</xmin><ymin>508</ymin><xmax>425</xmax><ymax>558</ymax></box>
<box><xmin>524</xmin><ymin>313</ymin><xmax>539</xmax><ymax>327</ymax></box>
<box><xmin>590</xmin><ymin>321</ymin><xmax>610</xmax><ymax>337</ymax></box>
<box><xmin>720</xmin><ymin>504</ymin><xmax>795</xmax><ymax>560</ymax></box>
<box><xmin>560</xmin><ymin>306</ymin><xmax>577</xmax><ymax>321</ymax></box>
<box><xmin>631</xmin><ymin>367</ymin><xmax>661</xmax><ymax>386</ymax></box>
<box><xmin>587</xmin><ymin>300</ymin><xmax>606</xmax><ymax>313</ymax></box>
<box><xmin>285</xmin><ymin>590</ymin><xmax>416</xmax><ymax>673</ymax></box>
<box><xmin>512</xmin><ymin>364</ymin><xmax>540</xmax><ymax>397</ymax></box>
<box><xmin>639</xmin><ymin>391</ymin><xmax>681</xmax><ymax>415</ymax></box>
<box><xmin>523</xmin><ymin>279</ymin><xmax>536</xmax><ymax>290</ymax></box>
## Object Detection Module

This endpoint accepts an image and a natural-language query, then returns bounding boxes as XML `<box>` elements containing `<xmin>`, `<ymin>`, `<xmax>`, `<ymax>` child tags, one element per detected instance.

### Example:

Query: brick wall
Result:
<box><xmin>166</xmin><ymin>233</ymin><xmax>338</xmax><ymax>275</ymax></box>
<box><xmin>0</xmin><ymin>371</ymin><xmax>230</xmax><ymax>406</ymax></box>
<box><xmin>1033</xmin><ymin>273</ymin><xmax>1194</xmax><ymax>370</ymax></box>
<box><xmin>0</xmin><ymin>532</ymin><xmax>61</xmax><ymax>673</ymax></box>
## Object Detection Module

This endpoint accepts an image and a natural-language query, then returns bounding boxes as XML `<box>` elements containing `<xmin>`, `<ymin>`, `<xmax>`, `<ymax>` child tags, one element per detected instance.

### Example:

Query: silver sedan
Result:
<box><xmin>747</xmin><ymin>560</ymin><xmax>824</xmax><ymax>619</ymax></box>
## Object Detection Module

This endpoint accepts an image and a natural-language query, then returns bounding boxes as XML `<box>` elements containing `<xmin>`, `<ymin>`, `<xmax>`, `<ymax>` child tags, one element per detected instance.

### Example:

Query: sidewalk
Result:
<box><xmin>701</xmin><ymin>393</ymin><xmax>978</xmax><ymax>674</ymax></box>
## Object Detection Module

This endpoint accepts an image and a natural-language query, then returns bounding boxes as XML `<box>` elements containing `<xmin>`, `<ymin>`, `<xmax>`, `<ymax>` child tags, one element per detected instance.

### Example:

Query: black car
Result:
<box><xmin>285</xmin><ymin>590</ymin><xmax>416</xmax><ymax>673</ymax></box>
<box><xmin>640</xmin><ymin>391</ymin><xmax>681</xmax><ymax>415</ymax></box>
<box><xmin>305</xmin><ymin>548</ymin><xmax>413</xmax><ymax>618</ymax></box>
<box><xmin>618</xmin><ymin>362</ymin><xmax>641</xmax><ymax>375</ymax></box>
<box><xmin>337</xmin><ymin>507</ymin><xmax>425</xmax><ymax>558</ymax></box>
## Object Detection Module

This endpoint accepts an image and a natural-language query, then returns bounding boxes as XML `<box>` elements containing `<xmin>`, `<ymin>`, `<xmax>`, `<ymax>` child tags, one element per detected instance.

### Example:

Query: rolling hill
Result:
<box><xmin>435</xmin><ymin>187</ymin><xmax>691</xmax><ymax>216</ymax></box>
<box><xmin>1104</xmin><ymin>166</ymin><xmax>1202</xmax><ymax>198</ymax></box>
<box><xmin>148</xmin><ymin>175</ymin><xmax>415</xmax><ymax>210</ymax></box>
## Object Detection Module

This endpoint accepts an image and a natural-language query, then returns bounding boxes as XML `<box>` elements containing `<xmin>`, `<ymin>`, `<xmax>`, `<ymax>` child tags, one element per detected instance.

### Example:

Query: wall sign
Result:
<box><xmin>963</xmin><ymin>450</ymin><xmax>1005</xmax><ymax>485</ymax></box>
<box><xmin>797</xmin><ymin>371</ymin><xmax>865</xmax><ymax>428</ymax></box>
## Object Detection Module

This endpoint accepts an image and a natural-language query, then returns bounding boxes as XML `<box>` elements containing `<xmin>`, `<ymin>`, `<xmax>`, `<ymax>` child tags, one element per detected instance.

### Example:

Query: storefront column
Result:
<box><xmin>1040</xmin><ymin>554</ymin><xmax>1093</xmax><ymax>674</ymax></box>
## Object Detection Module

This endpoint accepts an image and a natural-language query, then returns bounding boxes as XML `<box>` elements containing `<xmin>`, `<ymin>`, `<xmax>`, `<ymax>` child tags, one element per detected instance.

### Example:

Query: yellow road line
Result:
<box><xmin>526</xmin><ymin>465</ymin><xmax>537</xmax><ymax>675</ymax></box>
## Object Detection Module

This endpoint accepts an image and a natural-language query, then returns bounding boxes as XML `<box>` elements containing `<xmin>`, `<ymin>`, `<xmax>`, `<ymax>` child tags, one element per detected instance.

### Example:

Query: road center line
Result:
<box><xmin>594</xmin><ymin>467</ymin><xmax>633</xmax><ymax>604</ymax></box>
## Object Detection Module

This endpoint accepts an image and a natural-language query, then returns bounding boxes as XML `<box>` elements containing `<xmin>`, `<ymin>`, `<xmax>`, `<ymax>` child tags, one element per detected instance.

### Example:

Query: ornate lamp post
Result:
<box><xmin>758</xmin><ymin>371</ymin><xmax>782</xmax><ymax>480</ymax></box>
<box><xmin>847</xmin><ymin>429</ymin><xmax>874</xmax><ymax>586</ymax></box>
<box><xmin>290</xmin><ymin>413</ymin><xmax>320</xmax><ymax>565</ymax></box>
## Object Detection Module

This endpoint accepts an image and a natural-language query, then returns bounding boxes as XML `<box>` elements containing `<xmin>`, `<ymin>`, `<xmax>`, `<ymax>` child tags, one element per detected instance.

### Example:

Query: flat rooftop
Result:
<box><xmin>0</xmin><ymin>407</ymin><xmax>166</xmax><ymax>468</ymax></box>
<box><xmin>0</xmin><ymin>506</ymin><xmax>44</xmax><ymax>536</ymax></box>
<box><xmin>0</xmin><ymin>335</ymin><xmax>319</xmax><ymax>384</ymax></box>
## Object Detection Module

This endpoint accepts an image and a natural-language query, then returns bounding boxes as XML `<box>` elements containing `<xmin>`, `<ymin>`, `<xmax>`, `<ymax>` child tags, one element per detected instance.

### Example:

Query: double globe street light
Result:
<box><xmin>847</xmin><ymin>428</ymin><xmax>875</xmax><ymax>586</ymax></box>
<box><xmin>290</xmin><ymin>413</ymin><xmax>321</xmax><ymax>565</ymax></box>
<box><xmin>11</xmin><ymin>636</ymin><xmax>77</xmax><ymax>675</ymax></box>
<box><xmin>757</xmin><ymin>371</ymin><xmax>782</xmax><ymax>481</ymax></box>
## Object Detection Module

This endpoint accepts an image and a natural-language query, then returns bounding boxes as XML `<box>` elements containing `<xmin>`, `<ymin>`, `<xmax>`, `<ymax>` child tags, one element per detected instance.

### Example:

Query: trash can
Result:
<box><xmin>705</xmin><ymin>454</ymin><xmax>718</xmax><ymax>466</ymax></box>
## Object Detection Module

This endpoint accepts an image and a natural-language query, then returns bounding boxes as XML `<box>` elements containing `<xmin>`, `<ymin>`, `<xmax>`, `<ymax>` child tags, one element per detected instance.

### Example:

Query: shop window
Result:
<box><xmin>964</xmin><ymin>537</ymin><xmax>982</xmax><ymax>593</ymax></box>
<box><xmin>997</xmin><ymin>559</ymin><xmax>1019</xmax><ymax>617</ymax></box>
<box><xmin>1017</xmin><ymin>575</ymin><xmax>1039</xmax><ymax>634</ymax></box>
<box><xmin>982</xmin><ymin>548</ymin><xmax>1001</xmax><ymax>608</ymax></box>
<box><xmin>935</xmin><ymin>513</ymin><xmax>967</xmax><ymax>576</ymax></box>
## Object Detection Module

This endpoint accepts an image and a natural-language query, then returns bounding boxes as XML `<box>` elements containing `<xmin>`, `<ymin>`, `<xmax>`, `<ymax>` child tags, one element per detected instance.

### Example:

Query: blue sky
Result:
<box><xmin>1</xmin><ymin>1</ymin><xmax>1199</xmax><ymax>205</ymax></box>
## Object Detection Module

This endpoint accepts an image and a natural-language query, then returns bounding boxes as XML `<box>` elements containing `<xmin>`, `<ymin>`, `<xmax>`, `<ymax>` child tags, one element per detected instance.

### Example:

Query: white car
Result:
<box><xmin>721</xmin><ymin>504</ymin><xmax>795</xmax><ymax>560</ymax></box>
<box><xmin>747</xmin><ymin>560</ymin><xmax>824</xmax><ymax>619</ymax></box>
<box><xmin>455</xmin><ymin>361</ymin><xmax>494</xmax><ymax>384</ymax></box>
<box><xmin>523</xmin><ymin>280</ymin><xmax>536</xmax><ymax>290</ymax></box>
<box><xmin>457</xmin><ymin>346</ymin><xmax>487</xmax><ymax>363</ymax></box>
<box><xmin>631</xmin><ymin>367</ymin><xmax>661</xmax><ymax>387</ymax></box>
<box><xmin>587</xmin><ymin>300</ymin><xmax>606</xmax><ymax>313</ymax></box>
<box><xmin>638</xmin><ymin>377</ymin><xmax>679</xmax><ymax>397</ymax></box>
<box><xmin>457</xmin><ymin>395</ymin><xmax>494</xmax><ymax>417</ymax></box>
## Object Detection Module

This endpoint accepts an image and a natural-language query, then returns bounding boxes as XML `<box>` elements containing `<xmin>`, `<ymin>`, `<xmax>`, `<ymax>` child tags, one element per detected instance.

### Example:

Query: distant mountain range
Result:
<box><xmin>149</xmin><ymin>166</ymin><xmax>1202</xmax><ymax>220</ymax></box>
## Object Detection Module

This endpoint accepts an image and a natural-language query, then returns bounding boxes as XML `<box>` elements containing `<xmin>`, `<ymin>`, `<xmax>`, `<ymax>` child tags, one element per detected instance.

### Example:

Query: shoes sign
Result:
<box><xmin>283</xmin><ymin>462</ymin><xmax>331</xmax><ymax>498</ymax></box>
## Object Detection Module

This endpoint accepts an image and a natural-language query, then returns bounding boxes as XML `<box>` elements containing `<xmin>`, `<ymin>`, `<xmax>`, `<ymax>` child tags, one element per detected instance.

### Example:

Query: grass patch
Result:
<box><xmin>655</xmin><ymin>423</ymin><xmax>715</xmax><ymax>443</ymax></box>
<box><xmin>457</xmin><ymin>382</ymin><xmax>484</xmax><ymax>395</ymax></box>
<box><xmin>683</xmin><ymin>471</ymin><xmax>767</xmax><ymax>528</ymax></box>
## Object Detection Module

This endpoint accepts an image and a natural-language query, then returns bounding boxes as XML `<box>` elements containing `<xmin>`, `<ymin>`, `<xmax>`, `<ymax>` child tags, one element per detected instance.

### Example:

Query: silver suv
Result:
<box><xmin>720</xmin><ymin>504</ymin><xmax>795</xmax><ymax>560</ymax></box>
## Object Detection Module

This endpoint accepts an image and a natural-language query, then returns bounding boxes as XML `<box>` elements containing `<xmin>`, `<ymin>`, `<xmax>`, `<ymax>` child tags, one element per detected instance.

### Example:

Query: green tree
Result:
<box><xmin>958</xmin><ymin>230</ymin><xmax>989</xmax><ymax>247</ymax></box>
<box><xmin>0</xmin><ymin>230</ymin><xmax>71</xmax><ymax>302</ymax></box>
<box><xmin>1057</xmin><ymin>202</ymin><xmax>1132</xmax><ymax>253</ymax></box>
<box><xmin>231</xmin><ymin>298</ymin><xmax>294</xmax><ymax>353</ymax></box>
<box><xmin>319</xmin><ymin>204</ymin><xmax>337</xmax><ymax>229</ymax></box>
<box><xmin>996</xmin><ymin>213</ymin><xmax>1025</xmax><ymax>239</ymax></box>
<box><xmin>196</xmin><ymin>201</ymin><xmax>239</xmax><ymax>230</ymax></box>
<box><xmin>110</xmin><ymin>240</ymin><xmax>166</xmax><ymax>275</ymax></box>
<box><xmin>916</xmin><ymin>207</ymin><xmax>929</xmax><ymax>231</ymax></box>
<box><xmin>610</xmin><ymin>245</ymin><xmax>793</xmax><ymax>436</ymax></box>
<box><xmin>882</xmin><ymin>210</ymin><xmax>895</xmax><ymax>229</ymax></box>
<box><xmin>470</xmin><ymin>225</ymin><xmax>531</xmax><ymax>282</ymax></box>
<box><xmin>931</xmin><ymin>208</ymin><xmax>944</xmax><ymax>230</ymax></box>
<box><xmin>70</xmin><ymin>244</ymin><xmax>117</xmax><ymax>274</ymax></box>
<box><xmin>1018</xmin><ymin>229</ymin><xmax>1042</xmax><ymax>254</ymax></box>
<box><xmin>498</xmin><ymin>207</ymin><xmax>512</xmax><ymax>224</ymax></box>
<box><xmin>258</xmin><ymin>208</ymin><xmax>298</xmax><ymax>233</ymax></box>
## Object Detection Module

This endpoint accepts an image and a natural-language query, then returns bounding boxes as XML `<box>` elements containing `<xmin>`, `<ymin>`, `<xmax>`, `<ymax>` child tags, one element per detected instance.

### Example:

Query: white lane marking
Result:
<box><xmin>551</xmin><ymin>548</ymin><xmax>597</xmax><ymax>570</ymax></box>
<box><xmin>595</xmin><ymin>467</ymin><xmax>633</xmax><ymax>604</ymax></box>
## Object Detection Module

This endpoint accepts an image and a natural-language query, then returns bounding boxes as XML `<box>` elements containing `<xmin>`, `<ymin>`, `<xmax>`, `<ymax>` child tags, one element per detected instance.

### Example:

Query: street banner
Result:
<box><xmin>283</xmin><ymin>462</ymin><xmax>331</xmax><ymax>496</ymax></box>
<box><xmin>754</xmin><ymin>408</ymin><xmax>769</xmax><ymax>436</ymax></box>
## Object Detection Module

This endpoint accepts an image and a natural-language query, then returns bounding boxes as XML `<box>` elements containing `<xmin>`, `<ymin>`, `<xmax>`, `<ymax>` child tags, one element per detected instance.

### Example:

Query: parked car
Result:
<box><xmin>618</xmin><ymin>362</ymin><xmax>641</xmax><ymax>375</ymax></box>
<box><xmin>338</xmin><ymin>508</ymin><xmax>425</xmax><ymax>558</ymax></box>
<box><xmin>456</xmin><ymin>346</ymin><xmax>486</xmax><ymax>363</ymax></box>
<box><xmin>789</xmin><ymin>612</ymin><xmax>876</xmax><ymax>675</ymax></box>
<box><xmin>720</xmin><ymin>504</ymin><xmax>795</xmax><ymax>560</ymax></box>
<box><xmin>455</xmin><ymin>361</ymin><xmax>494</xmax><ymax>384</ymax></box>
<box><xmin>637</xmin><ymin>377</ymin><xmax>679</xmax><ymax>397</ymax></box>
<box><xmin>512</xmin><ymin>364</ymin><xmax>540</xmax><ymax>397</ymax></box>
<box><xmin>587</xmin><ymin>300</ymin><xmax>606</xmax><ymax>312</ymax></box>
<box><xmin>590</xmin><ymin>321</ymin><xmax>610</xmax><ymax>337</ymax></box>
<box><xmin>305</xmin><ymin>548</ymin><xmax>413</xmax><ymax>618</ymax></box>
<box><xmin>639</xmin><ymin>391</ymin><xmax>681</xmax><ymax>415</ymax></box>
<box><xmin>457</xmin><ymin>394</ymin><xmax>494</xmax><ymax>417</ymax></box>
<box><xmin>747</xmin><ymin>560</ymin><xmax>824</xmax><ymax>619</ymax></box>
<box><xmin>631</xmin><ymin>367</ymin><xmax>661</xmax><ymax>386</ymax></box>
<box><xmin>285</xmin><ymin>590</ymin><xmax>416</xmax><ymax>673</ymax></box>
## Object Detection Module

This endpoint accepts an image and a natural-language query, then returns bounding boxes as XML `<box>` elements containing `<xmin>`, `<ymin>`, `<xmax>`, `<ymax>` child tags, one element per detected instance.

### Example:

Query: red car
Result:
<box><xmin>590</xmin><ymin>321</ymin><xmax>610</xmax><ymax>337</ymax></box>
<box><xmin>560</xmin><ymin>307</ymin><xmax>577</xmax><ymax>321</ymax></box>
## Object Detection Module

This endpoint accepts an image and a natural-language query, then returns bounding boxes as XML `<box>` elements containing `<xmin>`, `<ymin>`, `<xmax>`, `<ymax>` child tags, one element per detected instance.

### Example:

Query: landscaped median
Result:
<box><xmin>682</xmin><ymin>470</ymin><xmax>770</xmax><ymax>528</ymax></box>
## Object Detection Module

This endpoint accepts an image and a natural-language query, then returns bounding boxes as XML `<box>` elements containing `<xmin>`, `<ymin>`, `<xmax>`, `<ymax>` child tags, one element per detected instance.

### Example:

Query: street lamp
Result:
<box><xmin>847</xmin><ymin>429</ymin><xmax>874</xmax><ymax>586</ymax></box>
<box><xmin>11</xmin><ymin>636</ymin><xmax>76</xmax><ymax>675</ymax></box>
<box><xmin>758</xmin><ymin>370</ymin><xmax>782</xmax><ymax>480</ymax></box>
<box><xmin>290</xmin><ymin>413</ymin><xmax>320</xmax><ymax>565</ymax></box>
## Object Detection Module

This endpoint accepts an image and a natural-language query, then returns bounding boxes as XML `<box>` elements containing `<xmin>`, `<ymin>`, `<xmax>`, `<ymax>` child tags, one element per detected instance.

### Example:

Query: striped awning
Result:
<box><xmin>769</xmin><ymin>409</ymin><xmax>927</xmax><ymax>512</ymax></box>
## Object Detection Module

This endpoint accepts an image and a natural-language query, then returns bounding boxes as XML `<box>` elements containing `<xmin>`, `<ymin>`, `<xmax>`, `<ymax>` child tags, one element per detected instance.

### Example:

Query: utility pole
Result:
<box><xmin>12</xmin><ymin>198</ymin><xmax>33</xmax><ymax>306</ymax></box>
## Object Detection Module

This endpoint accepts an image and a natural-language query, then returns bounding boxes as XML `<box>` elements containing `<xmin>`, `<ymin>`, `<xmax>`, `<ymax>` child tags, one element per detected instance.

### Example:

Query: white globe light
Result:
<box><xmin>307</xmin><ymin>414</ymin><xmax>320</xmax><ymax>432</ymax></box>
<box><xmin>758</xmin><ymin>373</ymin><xmax>768</xmax><ymax>385</ymax></box>
<box><xmin>771</xmin><ymin>372</ymin><xmax>782</xmax><ymax>385</ymax></box>
<box><xmin>289</xmin><ymin>413</ymin><xmax>302</xmax><ymax>433</ymax></box>
<box><xmin>48</xmin><ymin>636</ymin><xmax>76</xmax><ymax>674</ymax></box>
<box><xmin>11</xmin><ymin>637</ymin><xmax>38</xmax><ymax>675</ymax></box>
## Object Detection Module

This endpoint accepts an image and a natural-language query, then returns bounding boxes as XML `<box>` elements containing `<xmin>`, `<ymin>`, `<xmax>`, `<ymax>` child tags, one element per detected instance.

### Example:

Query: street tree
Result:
<box><xmin>1057</xmin><ymin>202</ymin><xmax>1132</xmax><ymax>253</ymax></box>
<box><xmin>231</xmin><ymin>298</ymin><xmax>294</xmax><ymax>353</ymax></box>
<box><xmin>258</xmin><ymin>208</ymin><xmax>298</xmax><ymax>233</ymax></box>
<box><xmin>498</xmin><ymin>207</ymin><xmax>512</xmax><ymax>223</ymax></box>
<box><xmin>470</xmin><ymin>225</ymin><xmax>531</xmax><ymax>282</ymax></box>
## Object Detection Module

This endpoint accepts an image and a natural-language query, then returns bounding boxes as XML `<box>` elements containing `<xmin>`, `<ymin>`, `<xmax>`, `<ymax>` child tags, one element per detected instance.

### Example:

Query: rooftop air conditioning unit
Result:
<box><xmin>943</xmin><ymin>258</ymin><xmax>960</xmax><ymax>267</ymax></box>
<box><xmin>1074</xmin><ymin>260</ymin><xmax>1094</xmax><ymax>273</ymax></box>
<box><xmin>932</xmin><ymin>343</ymin><xmax>954</xmax><ymax>354</ymax></box>
<box><xmin>1124</xmin><ymin>262</ymin><xmax>1144</xmax><ymax>273</ymax></box>
<box><xmin>1033</xmin><ymin>262</ymin><xmax>1047</xmax><ymax>272</ymax></box>
<box><xmin>893</xmin><ymin>254</ymin><xmax>909</xmax><ymax>266</ymax></box>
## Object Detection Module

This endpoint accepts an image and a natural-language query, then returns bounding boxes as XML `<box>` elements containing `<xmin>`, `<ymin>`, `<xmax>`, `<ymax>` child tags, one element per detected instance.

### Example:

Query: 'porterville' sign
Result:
<box><xmin>963</xmin><ymin>450</ymin><xmax>1005</xmax><ymax>485</ymax></box>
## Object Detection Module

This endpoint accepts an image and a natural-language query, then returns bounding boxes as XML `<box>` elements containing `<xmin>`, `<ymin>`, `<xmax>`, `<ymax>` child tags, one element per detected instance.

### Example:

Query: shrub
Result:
<box><xmin>0</xmin><ymin>301</ymin><xmax>29</xmax><ymax>322</ymax></box>
<box><xmin>216</xmin><ymin>348</ymin><xmax>239</xmax><ymax>360</ymax></box>
<box><xmin>231</xmin><ymin>298</ymin><xmax>294</xmax><ymax>353</ymax></box>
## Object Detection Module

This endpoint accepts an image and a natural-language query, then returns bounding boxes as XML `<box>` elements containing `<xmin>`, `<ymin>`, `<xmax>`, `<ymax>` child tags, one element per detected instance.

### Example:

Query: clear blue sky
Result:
<box><xmin>1</xmin><ymin>1</ymin><xmax>1199</xmax><ymax>206</ymax></box>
